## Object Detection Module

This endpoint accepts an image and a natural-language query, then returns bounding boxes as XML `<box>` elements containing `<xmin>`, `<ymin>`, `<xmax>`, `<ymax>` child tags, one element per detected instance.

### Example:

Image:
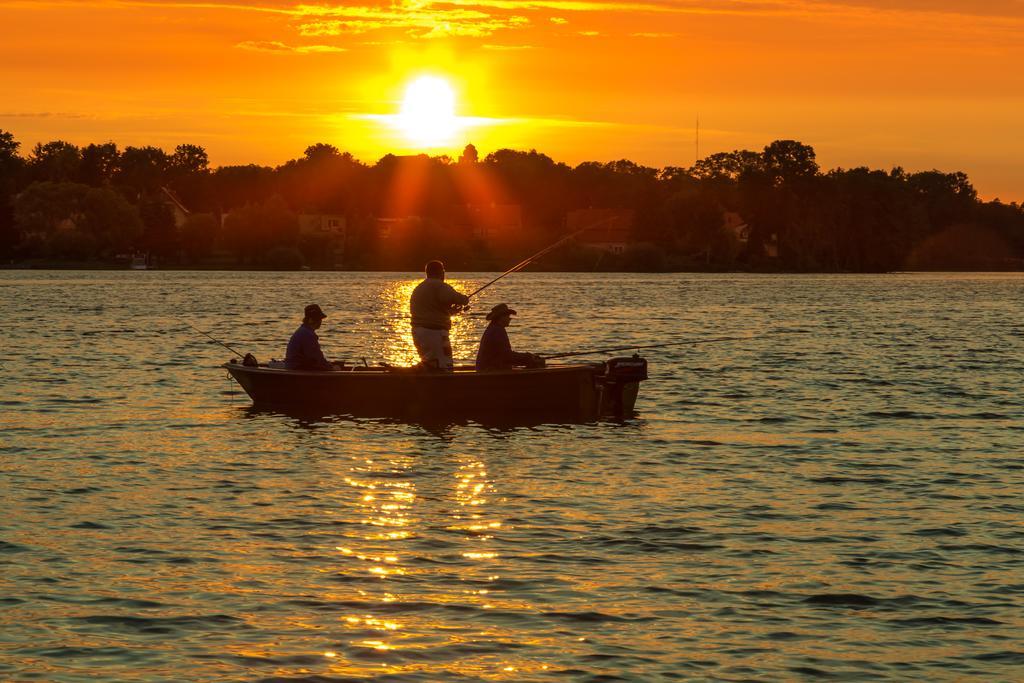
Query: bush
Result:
<box><xmin>13</xmin><ymin>181</ymin><xmax>141</xmax><ymax>258</ymax></box>
<box><xmin>48</xmin><ymin>228</ymin><xmax>98</xmax><ymax>260</ymax></box>
<box><xmin>621</xmin><ymin>243</ymin><xmax>667</xmax><ymax>271</ymax></box>
<box><xmin>180</xmin><ymin>213</ymin><xmax>219</xmax><ymax>262</ymax></box>
<box><xmin>263</xmin><ymin>245</ymin><xmax>305</xmax><ymax>270</ymax></box>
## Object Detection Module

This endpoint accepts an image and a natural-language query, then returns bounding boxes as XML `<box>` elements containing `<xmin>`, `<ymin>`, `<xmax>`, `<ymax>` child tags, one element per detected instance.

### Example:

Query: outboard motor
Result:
<box><xmin>600</xmin><ymin>354</ymin><xmax>648</xmax><ymax>417</ymax></box>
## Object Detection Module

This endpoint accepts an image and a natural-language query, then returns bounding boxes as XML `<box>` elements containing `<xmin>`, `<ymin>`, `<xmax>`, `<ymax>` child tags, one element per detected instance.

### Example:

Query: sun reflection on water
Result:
<box><xmin>374</xmin><ymin>277</ymin><xmax>481</xmax><ymax>367</ymax></box>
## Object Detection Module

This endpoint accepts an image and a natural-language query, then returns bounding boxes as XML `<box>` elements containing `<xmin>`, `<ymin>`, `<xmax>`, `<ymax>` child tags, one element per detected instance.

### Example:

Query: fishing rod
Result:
<box><xmin>184</xmin><ymin>322</ymin><xmax>245</xmax><ymax>359</ymax></box>
<box><xmin>466</xmin><ymin>216</ymin><xmax>618</xmax><ymax>300</ymax></box>
<box><xmin>541</xmin><ymin>335</ymin><xmax>747</xmax><ymax>360</ymax></box>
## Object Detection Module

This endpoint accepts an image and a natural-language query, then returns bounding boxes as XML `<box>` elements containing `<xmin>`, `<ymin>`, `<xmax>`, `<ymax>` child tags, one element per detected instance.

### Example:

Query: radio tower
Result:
<box><xmin>695</xmin><ymin>115</ymin><xmax>700</xmax><ymax>165</ymax></box>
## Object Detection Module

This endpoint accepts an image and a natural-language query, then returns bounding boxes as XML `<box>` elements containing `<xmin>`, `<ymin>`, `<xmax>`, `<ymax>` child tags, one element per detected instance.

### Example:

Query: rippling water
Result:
<box><xmin>2</xmin><ymin>271</ymin><xmax>1023</xmax><ymax>682</ymax></box>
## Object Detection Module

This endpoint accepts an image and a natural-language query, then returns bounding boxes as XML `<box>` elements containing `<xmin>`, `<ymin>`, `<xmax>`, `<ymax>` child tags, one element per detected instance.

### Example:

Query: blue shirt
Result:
<box><xmin>285</xmin><ymin>324</ymin><xmax>333</xmax><ymax>371</ymax></box>
<box><xmin>475</xmin><ymin>323</ymin><xmax>533</xmax><ymax>370</ymax></box>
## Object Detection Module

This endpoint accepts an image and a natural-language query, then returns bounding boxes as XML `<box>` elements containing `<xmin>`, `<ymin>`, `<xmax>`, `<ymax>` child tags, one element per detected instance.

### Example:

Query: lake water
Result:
<box><xmin>2</xmin><ymin>271</ymin><xmax>1023</xmax><ymax>682</ymax></box>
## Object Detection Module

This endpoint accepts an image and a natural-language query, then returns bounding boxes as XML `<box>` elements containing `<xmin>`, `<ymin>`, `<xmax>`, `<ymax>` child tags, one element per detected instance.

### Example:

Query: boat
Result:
<box><xmin>223</xmin><ymin>355</ymin><xmax>648</xmax><ymax>422</ymax></box>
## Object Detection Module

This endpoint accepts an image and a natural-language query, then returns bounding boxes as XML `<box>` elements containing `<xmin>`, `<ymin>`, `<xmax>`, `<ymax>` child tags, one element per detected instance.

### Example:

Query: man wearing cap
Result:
<box><xmin>285</xmin><ymin>304</ymin><xmax>336</xmax><ymax>371</ymax></box>
<box><xmin>410</xmin><ymin>260</ymin><xmax>470</xmax><ymax>371</ymax></box>
<box><xmin>475</xmin><ymin>303</ymin><xmax>544</xmax><ymax>371</ymax></box>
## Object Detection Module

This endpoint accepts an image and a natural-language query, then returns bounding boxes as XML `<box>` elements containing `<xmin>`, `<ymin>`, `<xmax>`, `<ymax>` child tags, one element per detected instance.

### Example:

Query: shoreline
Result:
<box><xmin>3</xmin><ymin>262</ymin><xmax>1023</xmax><ymax>275</ymax></box>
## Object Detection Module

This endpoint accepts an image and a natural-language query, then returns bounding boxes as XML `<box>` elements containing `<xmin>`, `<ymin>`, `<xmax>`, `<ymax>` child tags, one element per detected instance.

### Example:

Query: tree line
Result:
<box><xmin>0</xmin><ymin>130</ymin><xmax>1021</xmax><ymax>271</ymax></box>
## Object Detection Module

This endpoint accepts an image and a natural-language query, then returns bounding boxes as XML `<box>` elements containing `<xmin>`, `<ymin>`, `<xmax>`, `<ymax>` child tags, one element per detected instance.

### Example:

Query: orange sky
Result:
<box><xmin>1</xmin><ymin>0</ymin><xmax>1022</xmax><ymax>200</ymax></box>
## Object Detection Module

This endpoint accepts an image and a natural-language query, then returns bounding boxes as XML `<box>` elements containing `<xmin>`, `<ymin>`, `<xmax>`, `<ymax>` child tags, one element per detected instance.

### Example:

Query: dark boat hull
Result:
<box><xmin>224</xmin><ymin>361</ymin><xmax>642</xmax><ymax>421</ymax></box>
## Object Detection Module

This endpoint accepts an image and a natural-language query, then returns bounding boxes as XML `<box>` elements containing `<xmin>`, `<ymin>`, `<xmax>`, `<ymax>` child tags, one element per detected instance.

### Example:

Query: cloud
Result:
<box><xmin>4</xmin><ymin>0</ymin><xmax>1020</xmax><ymax>44</ymax></box>
<box><xmin>434</xmin><ymin>0</ymin><xmax>666</xmax><ymax>10</ymax></box>
<box><xmin>350</xmin><ymin>112</ymin><xmax>624</xmax><ymax>131</ymax></box>
<box><xmin>482</xmin><ymin>43</ymin><xmax>537</xmax><ymax>50</ymax></box>
<box><xmin>6</xmin><ymin>0</ymin><xmax>1024</xmax><ymax>22</ymax></box>
<box><xmin>0</xmin><ymin>111</ymin><xmax>91</xmax><ymax>119</ymax></box>
<box><xmin>235</xmin><ymin>40</ymin><xmax>346</xmax><ymax>53</ymax></box>
<box><xmin>297</xmin><ymin>20</ymin><xmax>347</xmax><ymax>36</ymax></box>
<box><xmin>290</xmin><ymin>5</ymin><xmax>530</xmax><ymax>39</ymax></box>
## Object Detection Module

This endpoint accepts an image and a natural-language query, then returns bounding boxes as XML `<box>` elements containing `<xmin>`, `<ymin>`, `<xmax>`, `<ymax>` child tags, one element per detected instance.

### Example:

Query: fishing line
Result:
<box><xmin>184</xmin><ymin>322</ymin><xmax>245</xmax><ymax>359</ymax></box>
<box><xmin>541</xmin><ymin>335</ymin><xmax>750</xmax><ymax>360</ymax></box>
<box><xmin>466</xmin><ymin>216</ymin><xmax>618</xmax><ymax>300</ymax></box>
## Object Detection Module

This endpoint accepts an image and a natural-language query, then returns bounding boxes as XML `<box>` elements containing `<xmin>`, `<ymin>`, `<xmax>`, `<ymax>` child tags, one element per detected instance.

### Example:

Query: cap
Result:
<box><xmin>486</xmin><ymin>303</ymin><xmax>517</xmax><ymax>321</ymax></box>
<box><xmin>304</xmin><ymin>303</ymin><xmax>327</xmax><ymax>320</ymax></box>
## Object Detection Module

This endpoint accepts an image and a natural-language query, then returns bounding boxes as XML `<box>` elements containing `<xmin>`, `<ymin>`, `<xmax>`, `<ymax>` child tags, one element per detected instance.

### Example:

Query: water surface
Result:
<box><xmin>2</xmin><ymin>271</ymin><xmax>1023</xmax><ymax>681</ymax></box>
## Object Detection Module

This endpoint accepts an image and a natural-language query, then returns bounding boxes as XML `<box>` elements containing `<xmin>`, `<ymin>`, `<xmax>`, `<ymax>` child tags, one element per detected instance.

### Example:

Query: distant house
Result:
<box><xmin>568</xmin><ymin>208</ymin><xmax>635</xmax><ymax>255</ymax></box>
<box><xmin>375</xmin><ymin>216</ymin><xmax>422</xmax><ymax>241</ymax></box>
<box><xmin>722</xmin><ymin>211</ymin><xmax>749</xmax><ymax>243</ymax></box>
<box><xmin>456</xmin><ymin>203</ymin><xmax>522</xmax><ymax>242</ymax></box>
<box><xmin>298</xmin><ymin>213</ymin><xmax>346</xmax><ymax>268</ymax></box>
<box><xmin>719</xmin><ymin>211</ymin><xmax>778</xmax><ymax>259</ymax></box>
<box><xmin>161</xmin><ymin>187</ymin><xmax>190</xmax><ymax>229</ymax></box>
<box><xmin>299</xmin><ymin>213</ymin><xmax>346</xmax><ymax>237</ymax></box>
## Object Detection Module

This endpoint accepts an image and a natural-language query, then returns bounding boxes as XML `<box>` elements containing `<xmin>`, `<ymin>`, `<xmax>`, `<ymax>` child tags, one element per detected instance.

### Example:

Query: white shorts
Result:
<box><xmin>412</xmin><ymin>327</ymin><xmax>453</xmax><ymax>369</ymax></box>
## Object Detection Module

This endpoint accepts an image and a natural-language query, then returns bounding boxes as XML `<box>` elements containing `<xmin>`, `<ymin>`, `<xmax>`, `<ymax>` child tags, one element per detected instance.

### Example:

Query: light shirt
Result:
<box><xmin>410</xmin><ymin>278</ymin><xmax>470</xmax><ymax>330</ymax></box>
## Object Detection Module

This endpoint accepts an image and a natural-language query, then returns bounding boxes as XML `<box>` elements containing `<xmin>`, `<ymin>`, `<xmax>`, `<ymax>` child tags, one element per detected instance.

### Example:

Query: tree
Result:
<box><xmin>13</xmin><ymin>181</ymin><xmax>81</xmax><ymax>251</ymax></box>
<box><xmin>210</xmin><ymin>164</ymin><xmax>276</xmax><ymax>210</ymax></box>
<box><xmin>909</xmin><ymin>170</ymin><xmax>977</xmax><ymax>228</ymax></box>
<box><xmin>78</xmin><ymin>142</ymin><xmax>119</xmax><ymax>186</ymax></box>
<box><xmin>665</xmin><ymin>189</ymin><xmax>728</xmax><ymax>264</ymax></box>
<box><xmin>483</xmin><ymin>149</ymin><xmax>572</xmax><ymax>232</ymax></box>
<box><xmin>264</xmin><ymin>245</ymin><xmax>305</xmax><ymax>270</ymax></box>
<box><xmin>825</xmin><ymin>167</ymin><xmax>925</xmax><ymax>271</ymax></box>
<box><xmin>221</xmin><ymin>195</ymin><xmax>298</xmax><ymax>263</ymax></box>
<box><xmin>689</xmin><ymin>150</ymin><xmax>761</xmax><ymax>181</ymax></box>
<box><xmin>30</xmin><ymin>140</ymin><xmax>81</xmax><ymax>182</ymax></box>
<box><xmin>4</xmin><ymin>132</ymin><xmax>1017</xmax><ymax>271</ymax></box>
<box><xmin>762</xmin><ymin>140</ymin><xmax>818</xmax><ymax>186</ymax></box>
<box><xmin>0</xmin><ymin>130</ymin><xmax>19</xmax><ymax>161</ymax></box>
<box><xmin>276</xmin><ymin>144</ymin><xmax>365</xmax><ymax>213</ymax></box>
<box><xmin>138</xmin><ymin>196</ymin><xmax>178</xmax><ymax>259</ymax></box>
<box><xmin>79</xmin><ymin>186</ymin><xmax>144</xmax><ymax>255</ymax></box>
<box><xmin>304</xmin><ymin>143</ymin><xmax>340</xmax><ymax>161</ymax></box>
<box><xmin>367</xmin><ymin>153</ymin><xmax>456</xmax><ymax>222</ymax></box>
<box><xmin>179</xmin><ymin>213</ymin><xmax>219</xmax><ymax>262</ymax></box>
<box><xmin>170</xmin><ymin>144</ymin><xmax>209</xmax><ymax>175</ymax></box>
<box><xmin>13</xmin><ymin>181</ymin><xmax>141</xmax><ymax>259</ymax></box>
<box><xmin>116</xmin><ymin>146</ymin><xmax>169</xmax><ymax>196</ymax></box>
<box><xmin>0</xmin><ymin>130</ymin><xmax>25</xmax><ymax>256</ymax></box>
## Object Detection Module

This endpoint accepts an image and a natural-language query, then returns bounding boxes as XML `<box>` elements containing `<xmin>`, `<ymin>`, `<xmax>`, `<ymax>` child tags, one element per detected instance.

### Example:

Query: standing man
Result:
<box><xmin>410</xmin><ymin>260</ymin><xmax>470</xmax><ymax>370</ymax></box>
<box><xmin>285</xmin><ymin>304</ymin><xmax>336</xmax><ymax>371</ymax></box>
<box><xmin>475</xmin><ymin>303</ymin><xmax>544</xmax><ymax>370</ymax></box>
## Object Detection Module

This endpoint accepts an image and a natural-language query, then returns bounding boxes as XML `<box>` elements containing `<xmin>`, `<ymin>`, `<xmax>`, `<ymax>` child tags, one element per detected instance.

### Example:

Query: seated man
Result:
<box><xmin>285</xmin><ymin>304</ymin><xmax>336</xmax><ymax>371</ymax></box>
<box><xmin>475</xmin><ymin>303</ymin><xmax>544</xmax><ymax>371</ymax></box>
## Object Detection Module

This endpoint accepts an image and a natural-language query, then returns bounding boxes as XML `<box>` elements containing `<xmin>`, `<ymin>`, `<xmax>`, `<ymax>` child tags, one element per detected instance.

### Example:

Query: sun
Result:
<box><xmin>397</xmin><ymin>75</ymin><xmax>459</xmax><ymax>147</ymax></box>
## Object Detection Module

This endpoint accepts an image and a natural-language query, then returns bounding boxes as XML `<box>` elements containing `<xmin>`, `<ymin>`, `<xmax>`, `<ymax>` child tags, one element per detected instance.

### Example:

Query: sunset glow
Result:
<box><xmin>0</xmin><ymin>1</ymin><xmax>1022</xmax><ymax>198</ymax></box>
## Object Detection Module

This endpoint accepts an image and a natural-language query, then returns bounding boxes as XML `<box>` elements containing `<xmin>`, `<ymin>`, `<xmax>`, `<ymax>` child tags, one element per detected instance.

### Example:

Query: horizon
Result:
<box><xmin>9</xmin><ymin>130</ymin><xmax>1019</xmax><ymax>197</ymax></box>
<box><xmin>2</xmin><ymin>1</ymin><xmax>1022</xmax><ymax>202</ymax></box>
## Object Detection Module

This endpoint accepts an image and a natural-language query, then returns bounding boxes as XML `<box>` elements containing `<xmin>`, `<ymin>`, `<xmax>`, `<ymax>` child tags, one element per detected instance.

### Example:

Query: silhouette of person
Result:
<box><xmin>409</xmin><ymin>260</ymin><xmax>469</xmax><ymax>370</ymax></box>
<box><xmin>285</xmin><ymin>304</ymin><xmax>336</xmax><ymax>371</ymax></box>
<box><xmin>475</xmin><ymin>303</ymin><xmax>544</xmax><ymax>370</ymax></box>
